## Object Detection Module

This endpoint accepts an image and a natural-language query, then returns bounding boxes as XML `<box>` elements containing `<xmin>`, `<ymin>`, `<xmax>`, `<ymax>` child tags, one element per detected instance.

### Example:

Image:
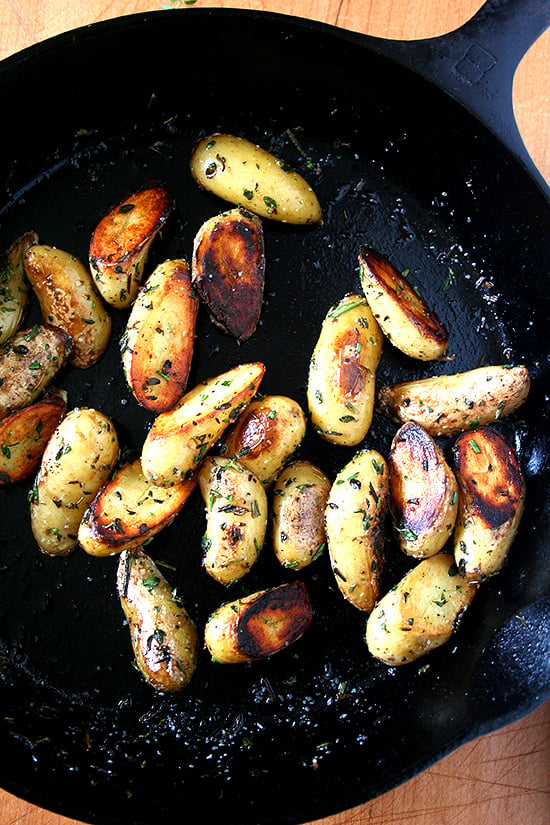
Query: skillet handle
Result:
<box><xmin>364</xmin><ymin>0</ymin><xmax>550</xmax><ymax>196</ymax></box>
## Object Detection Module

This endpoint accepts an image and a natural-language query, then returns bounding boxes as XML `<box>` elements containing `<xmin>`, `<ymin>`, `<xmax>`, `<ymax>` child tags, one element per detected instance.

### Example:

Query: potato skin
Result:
<box><xmin>0</xmin><ymin>324</ymin><xmax>72</xmax><ymax>421</ymax></box>
<box><xmin>79</xmin><ymin>458</ymin><xmax>197</xmax><ymax>556</ymax></box>
<box><xmin>117</xmin><ymin>548</ymin><xmax>198</xmax><ymax>691</ymax></box>
<box><xmin>192</xmin><ymin>208</ymin><xmax>265</xmax><ymax>342</ymax></box>
<box><xmin>89</xmin><ymin>187</ymin><xmax>174</xmax><ymax>308</ymax></box>
<box><xmin>0</xmin><ymin>390</ymin><xmax>67</xmax><ymax>485</ymax></box>
<box><xmin>141</xmin><ymin>361</ymin><xmax>265</xmax><ymax>486</ymax></box>
<box><xmin>0</xmin><ymin>231</ymin><xmax>38</xmax><ymax>345</ymax></box>
<box><xmin>198</xmin><ymin>456</ymin><xmax>267</xmax><ymax>585</ymax></box>
<box><xmin>365</xmin><ymin>553</ymin><xmax>478</xmax><ymax>665</ymax></box>
<box><xmin>204</xmin><ymin>582</ymin><xmax>313</xmax><ymax>663</ymax></box>
<box><xmin>389</xmin><ymin>422</ymin><xmax>458</xmax><ymax>558</ymax></box>
<box><xmin>121</xmin><ymin>258</ymin><xmax>199</xmax><ymax>412</ymax></box>
<box><xmin>24</xmin><ymin>244</ymin><xmax>111</xmax><ymax>368</ymax></box>
<box><xmin>307</xmin><ymin>294</ymin><xmax>383</xmax><ymax>445</ymax></box>
<box><xmin>190</xmin><ymin>133</ymin><xmax>322</xmax><ymax>224</ymax></box>
<box><xmin>452</xmin><ymin>427</ymin><xmax>525</xmax><ymax>579</ymax></box>
<box><xmin>358</xmin><ymin>246</ymin><xmax>448</xmax><ymax>361</ymax></box>
<box><xmin>325</xmin><ymin>449</ymin><xmax>389</xmax><ymax>611</ymax></box>
<box><xmin>30</xmin><ymin>408</ymin><xmax>119</xmax><ymax>556</ymax></box>
<box><xmin>221</xmin><ymin>395</ymin><xmax>306</xmax><ymax>486</ymax></box>
<box><xmin>272</xmin><ymin>461</ymin><xmax>331</xmax><ymax>570</ymax></box>
<box><xmin>377</xmin><ymin>365</ymin><xmax>530</xmax><ymax>437</ymax></box>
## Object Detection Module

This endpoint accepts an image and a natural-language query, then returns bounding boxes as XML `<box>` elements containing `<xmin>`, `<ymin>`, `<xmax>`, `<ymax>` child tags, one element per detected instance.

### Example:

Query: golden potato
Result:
<box><xmin>0</xmin><ymin>231</ymin><xmax>38</xmax><ymax>345</ymax></box>
<box><xmin>190</xmin><ymin>133</ymin><xmax>322</xmax><ymax>224</ymax></box>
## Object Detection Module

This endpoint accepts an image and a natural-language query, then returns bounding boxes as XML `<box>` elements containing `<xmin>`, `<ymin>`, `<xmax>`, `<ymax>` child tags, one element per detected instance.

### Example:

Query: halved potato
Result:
<box><xmin>358</xmin><ymin>246</ymin><xmax>448</xmax><ymax>360</ymax></box>
<box><xmin>79</xmin><ymin>458</ymin><xmax>197</xmax><ymax>556</ymax></box>
<box><xmin>89</xmin><ymin>187</ymin><xmax>174</xmax><ymax>308</ymax></box>
<box><xmin>117</xmin><ymin>548</ymin><xmax>198</xmax><ymax>691</ymax></box>
<box><xmin>307</xmin><ymin>294</ymin><xmax>383</xmax><ymax>445</ymax></box>
<box><xmin>121</xmin><ymin>258</ymin><xmax>199</xmax><ymax>412</ymax></box>
<box><xmin>389</xmin><ymin>422</ymin><xmax>458</xmax><ymax>558</ymax></box>
<box><xmin>0</xmin><ymin>231</ymin><xmax>38</xmax><ymax>345</ymax></box>
<box><xmin>325</xmin><ymin>449</ymin><xmax>389</xmax><ymax>611</ymax></box>
<box><xmin>452</xmin><ymin>427</ymin><xmax>525</xmax><ymax>579</ymax></box>
<box><xmin>192</xmin><ymin>208</ymin><xmax>265</xmax><ymax>342</ymax></box>
<box><xmin>377</xmin><ymin>364</ymin><xmax>530</xmax><ymax>437</ymax></box>
<box><xmin>221</xmin><ymin>394</ymin><xmax>306</xmax><ymax>486</ymax></box>
<box><xmin>0</xmin><ymin>324</ymin><xmax>72</xmax><ymax>421</ymax></box>
<box><xmin>272</xmin><ymin>461</ymin><xmax>331</xmax><ymax>570</ymax></box>
<box><xmin>198</xmin><ymin>455</ymin><xmax>267</xmax><ymax>585</ymax></box>
<box><xmin>24</xmin><ymin>244</ymin><xmax>111</xmax><ymax>368</ymax></box>
<box><xmin>30</xmin><ymin>407</ymin><xmax>119</xmax><ymax>556</ymax></box>
<box><xmin>190</xmin><ymin>133</ymin><xmax>322</xmax><ymax>224</ymax></box>
<box><xmin>204</xmin><ymin>582</ymin><xmax>313</xmax><ymax>663</ymax></box>
<box><xmin>141</xmin><ymin>361</ymin><xmax>265</xmax><ymax>486</ymax></box>
<box><xmin>365</xmin><ymin>552</ymin><xmax>478</xmax><ymax>665</ymax></box>
<box><xmin>0</xmin><ymin>389</ymin><xmax>67</xmax><ymax>485</ymax></box>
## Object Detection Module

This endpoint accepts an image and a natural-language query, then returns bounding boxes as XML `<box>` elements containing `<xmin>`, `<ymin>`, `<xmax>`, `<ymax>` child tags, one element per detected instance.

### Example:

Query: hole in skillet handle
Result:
<box><xmin>346</xmin><ymin>0</ymin><xmax>550</xmax><ymax>199</ymax></box>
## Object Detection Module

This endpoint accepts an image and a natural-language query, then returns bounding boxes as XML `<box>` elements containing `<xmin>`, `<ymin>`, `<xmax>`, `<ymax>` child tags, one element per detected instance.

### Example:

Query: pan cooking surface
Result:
<box><xmin>0</xmin><ymin>11</ymin><xmax>549</xmax><ymax>825</ymax></box>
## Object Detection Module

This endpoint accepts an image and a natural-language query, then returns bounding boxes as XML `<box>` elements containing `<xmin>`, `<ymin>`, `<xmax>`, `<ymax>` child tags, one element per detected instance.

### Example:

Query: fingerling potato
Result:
<box><xmin>365</xmin><ymin>553</ymin><xmax>478</xmax><ymax>665</ymax></box>
<box><xmin>0</xmin><ymin>324</ymin><xmax>72</xmax><ymax>421</ymax></box>
<box><xmin>192</xmin><ymin>208</ymin><xmax>265</xmax><ymax>342</ymax></box>
<box><xmin>389</xmin><ymin>422</ymin><xmax>458</xmax><ymax>558</ymax></box>
<box><xmin>325</xmin><ymin>449</ymin><xmax>389</xmax><ymax>611</ymax></box>
<box><xmin>221</xmin><ymin>394</ymin><xmax>306</xmax><ymax>486</ymax></box>
<box><xmin>198</xmin><ymin>456</ymin><xmax>267</xmax><ymax>585</ymax></box>
<box><xmin>121</xmin><ymin>258</ymin><xmax>199</xmax><ymax>412</ymax></box>
<box><xmin>204</xmin><ymin>582</ymin><xmax>313</xmax><ymax>663</ymax></box>
<box><xmin>79</xmin><ymin>458</ymin><xmax>197</xmax><ymax>556</ymax></box>
<box><xmin>452</xmin><ymin>427</ymin><xmax>525</xmax><ymax>579</ymax></box>
<box><xmin>307</xmin><ymin>294</ymin><xmax>383</xmax><ymax>445</ymax></box>
<box><xmin>30</xmin><ymin>407</ymin><xmax>119</xmax><ymax>556</ymax></box>
<box><xmin>117</xmin><ymin>548</ymin><xmax>198</xmax><ymax>691</ymax></box>
<box><xmin>24</xmin><ymin>244</ymin><xmax>111</xmax><ymax>368</ymax></box>
<box><xmin>89</xmin><ymin>187</ymin><xmax>174</xmax><ymax>308</ymax></box>
<box><xmin>272</xmin><ymin>461</ymin><xmax>331</xmax><ymax>570</ymax></box>
<box><xmin>358</xmin><ymin>246</ymin><xmax>448</xmax><ymax>360</ymax></box>
<box><xmin>190</xmin><ymin>133</ymin><xmax>322</xmax><ymax>224</ymax></box>
<box><xmin>0</xmin><ymin>231</ymin><xmax>38</xmax><ymax>345</ymax></box>
<box><xmin>0</xmin><ymin>389</ymin><xmax>67</xmax><ymax>485</ymax></box>
<box><xmin>377</xmin><ymin>364</ymin><xmax>530</xmax><ymax>437</ymax></box>
<box><xmin>141</xmin><ymin>361</ymin><xmax>265</xmax><ymax>486</ymax></box>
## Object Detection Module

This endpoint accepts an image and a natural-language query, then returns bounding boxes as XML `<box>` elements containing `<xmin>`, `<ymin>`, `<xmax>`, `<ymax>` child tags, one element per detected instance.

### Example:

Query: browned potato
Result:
<box><xmin>389</xmin><ymin>422</ymin><xmax>458</xmax><ymax>558</ymax></box>
<box><xmin>377</xmin><ymin>365</ymin><xmax>530</xmax><ymax>437</ymax></box>
<box><xmin>79</xmin><ymin>458</ymin><xmax>197</xmax><ymax>556</ymax></box>
<box><xmin>0</xmin><ymin>231</ymin><xmax>38</xmax><ymax>345</ymax></box>
<box><xmin>0</xmin><ymin>324</ymin><xmax>72</xmax><ymax>421</ymax></box>
<box><xmin>192</xmin><ymin>208</ymin><xmax>265</xmax><ymax>342</ymax></box>
<box><xmin>325</xmin><ymin>449</ymin><xmax>389</xmax><ymax>611</ymax></box>
<box><xmin>30</xmin><ymin>407</ymin><xmax>119</xmax><ymax>556</ymax></box>
<box><xmin>24</xmin><ymin>244</ymin><xmax>111</xmax><ymax>368</ymax></box>
<box><xmin>204</xmin><ymin>582</ymin><xmax>312</xmax><ymax>663</ymax></box>
<box><xmin>89</xmin><ymin>187</ymin><xmax>174</xmax><ymax>308</ymax></box>
<box><xmin>307</xmin><ymin>294</ymin><xmax>383</xmax><ymax>445</ymax></box>
<box><xmin>117</xmin><ymin>548</ymin><xmax>198</xmax><ymax>691</ymax></box>
<box><xmin>121</xmin><ymin>258</ymin><xmax>199</xmax><ymax>412</ymax></box>
<box><xmin>197</xmin><ymin>456</ymin><xmax>267</xmax><ymax>584</ymax></box>
<box><xmin>365</xmin><ymin>553</ymin><xmax>478</xmax><ymax>665</ymax></box>
<box><xmin>358</xmin><ymin>246</ymin><xmax>448</xmax><ymax>360</ymax></box>
<box><xmin>0</xmin><ymin>389</ymin><xmax>67</xmax><ymax>485</ymax></box>
<box><xmin>190</xmin><ymin>133</ymin><xmax>322</xmax><ymax>224</ymax></box>
<box><xmin>141</xmin><ymin>361</ymin><xmax>265</xmax><ymax>486</ymax></box>
<box><xmin>221</xmin><ymin>395</ymin><xmax>306</xmax><ymax>486</ymax></box>
<box><xmin>272</xmin><ymin>461</ymin><xmax>331</xmax><ymax>570</ymax></box>
<box><xmin>452</xmin><ymin>427</ymin><xmax>526</xmax><ymax>579</ymax></box>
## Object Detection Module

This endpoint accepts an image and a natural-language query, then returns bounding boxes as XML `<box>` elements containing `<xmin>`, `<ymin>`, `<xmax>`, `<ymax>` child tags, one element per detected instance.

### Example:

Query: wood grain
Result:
<box><xmin>0</xmin><ymin>2</ymin><xmax>548</xmax><ymax>825</ymax></box>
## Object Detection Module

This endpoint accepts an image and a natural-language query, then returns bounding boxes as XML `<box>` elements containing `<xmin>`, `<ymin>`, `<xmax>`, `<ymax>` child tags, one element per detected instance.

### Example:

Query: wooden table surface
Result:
<box><xmin>1</xmin><ymin>2</ymin><xmax>549</xmax><ymax>824</ymax></box>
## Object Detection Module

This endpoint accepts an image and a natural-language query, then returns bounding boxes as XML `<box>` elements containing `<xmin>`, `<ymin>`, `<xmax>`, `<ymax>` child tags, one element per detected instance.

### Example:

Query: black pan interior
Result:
<box><xmin>0</xmin><ymin>10</ymin><xmax>549</xmax><ymax>825</ymax></box>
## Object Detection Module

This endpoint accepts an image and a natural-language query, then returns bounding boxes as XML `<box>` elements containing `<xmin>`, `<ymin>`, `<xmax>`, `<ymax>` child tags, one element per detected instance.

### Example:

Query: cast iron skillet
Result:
<box><xmin>0</xmin><ymin>1</ymin><xmax>549</xmax><ymax>823</ymax></box>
